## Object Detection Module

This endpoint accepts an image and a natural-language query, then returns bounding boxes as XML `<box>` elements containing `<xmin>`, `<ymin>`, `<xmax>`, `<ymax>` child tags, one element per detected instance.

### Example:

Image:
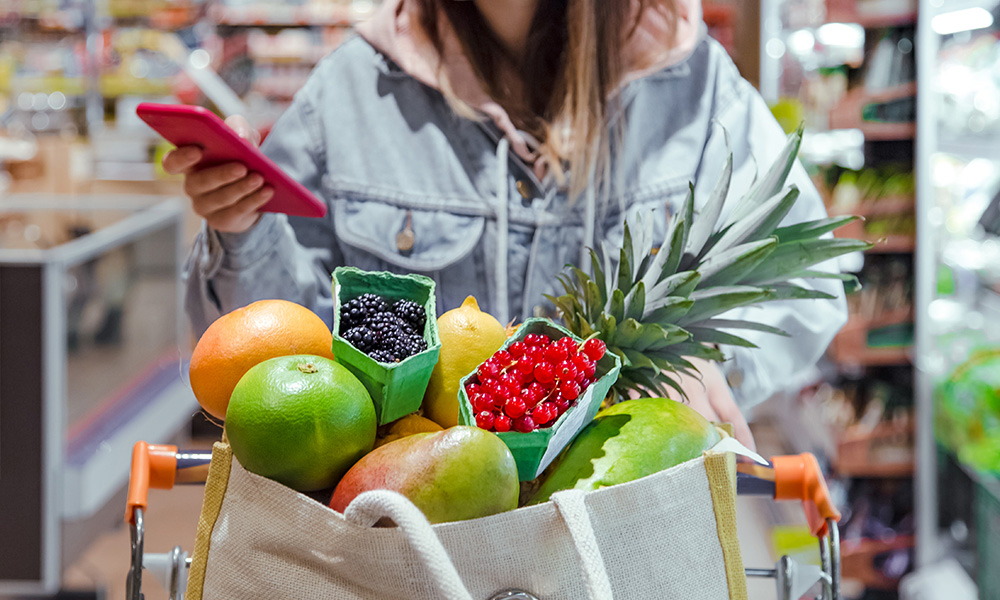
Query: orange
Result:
<box><xmin>375</xmin><ymin>413</ymin><xmax>443</xmax><ymax>448</ymax></box>
<box><xmin>423</xmin><ymin>296</ymin><xmax>507</xmax><ymax>427</ymax></box>
<box><xmin>225</xmin><ymin>354</ymin><xmax>376</xmax><ymax>491</ymax></box>
<box><xmin>189</xmin><ymin>299</ymin><xmax>335</xmax><ymax>420</ymax></box>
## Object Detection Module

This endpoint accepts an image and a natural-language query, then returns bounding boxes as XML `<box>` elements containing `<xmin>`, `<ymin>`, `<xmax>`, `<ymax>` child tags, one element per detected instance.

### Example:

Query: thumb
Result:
<box><xmin>224</xmin><ymin>115</ymin><xmax>261</xmax><ymax>147</ymax></box>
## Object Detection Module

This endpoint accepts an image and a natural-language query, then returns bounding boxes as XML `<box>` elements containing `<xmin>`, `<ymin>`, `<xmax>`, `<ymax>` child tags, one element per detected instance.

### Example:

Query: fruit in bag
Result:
<box><xmin>226</xmin><ymin>355</ymin><xmax>376</xmax><ymax>492</ymax></box>
<box><xmin>530</xmin><ymin>397</ymin><xmax>721</xmax><ymax>504</ymax></box>
<box><xmin>330</xmin><ymin>426</ymin><xmax>519</xmax><ymax>523</ymax></box>
<box><xmin>375</xmin><ymin>413</ymin><xmax>443</xmax><ymax>448</ymax></box>
<box><xmin>189</xmin><ymin>299</ymin><xmax>335</xmax><ymax>420</ymax></box>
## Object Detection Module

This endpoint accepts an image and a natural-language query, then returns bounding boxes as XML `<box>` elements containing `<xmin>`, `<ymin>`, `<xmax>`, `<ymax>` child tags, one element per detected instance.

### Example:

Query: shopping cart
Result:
<box><xmin>124</xmin><ymin>441</ymin><xmax>842</xmax><ymax>600</ymax></box>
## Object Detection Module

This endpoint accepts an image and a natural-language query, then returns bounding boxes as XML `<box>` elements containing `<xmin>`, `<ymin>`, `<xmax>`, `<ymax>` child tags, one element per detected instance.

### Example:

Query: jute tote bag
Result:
<box><xmin>186</xmin><ymin>442</ymin><xmax>747</xmax><ymax>600</ymax></box>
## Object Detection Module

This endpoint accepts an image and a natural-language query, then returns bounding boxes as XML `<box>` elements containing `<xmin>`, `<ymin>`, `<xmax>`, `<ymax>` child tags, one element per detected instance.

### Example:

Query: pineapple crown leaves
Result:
<box><xmin>547</xmin><ymin>125</ymin><xmax>874</xmax><ymax>401</ymax></box>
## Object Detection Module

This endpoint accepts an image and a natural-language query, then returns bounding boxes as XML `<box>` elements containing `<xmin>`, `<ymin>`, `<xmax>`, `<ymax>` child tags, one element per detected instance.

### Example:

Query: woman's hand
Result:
<box><xmin>668</xmin><ymin>357</ymin><xmax>756</xmax><ymax>451</ymax></box>
<box><xmin>162</xmin><ymin>115</ymin><xmax>272</xmax><ymax>234</ymax></box>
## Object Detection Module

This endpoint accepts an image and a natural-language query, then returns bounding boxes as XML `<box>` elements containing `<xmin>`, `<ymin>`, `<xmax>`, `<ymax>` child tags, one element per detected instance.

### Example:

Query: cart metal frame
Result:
<box><xmin>124</xmin><ymin>442</ymin><xmax>841</xmax><ymax>600</ymax></box>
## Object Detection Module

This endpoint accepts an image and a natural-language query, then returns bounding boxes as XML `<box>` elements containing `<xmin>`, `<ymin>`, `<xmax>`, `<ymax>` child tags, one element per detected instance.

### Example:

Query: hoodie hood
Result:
<box><xmin>356</xmin><ymin>0</ymin><xmax>704</xmax><ymax>168</ymax></box>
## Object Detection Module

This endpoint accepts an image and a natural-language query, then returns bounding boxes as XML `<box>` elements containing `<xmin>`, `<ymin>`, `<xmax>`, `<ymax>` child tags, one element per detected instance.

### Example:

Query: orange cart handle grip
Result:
<box><xmin>125</xmin><ymin>441</ymin><xmax>178</xmax><ymax>525</ymax></box>
<box><xmin>772</xmin><ymin>453</ymin><xmax>841</xmax><ymax>536</ymax></box>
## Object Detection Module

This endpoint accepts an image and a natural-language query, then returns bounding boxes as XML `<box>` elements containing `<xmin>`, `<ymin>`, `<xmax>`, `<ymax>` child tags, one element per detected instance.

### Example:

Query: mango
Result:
<box><xmin>530</xmin><ymin>397</ymin><xmax>722</xmax><ymax>504</ymax></box>
<box><xmin>329</xmin><ymin>426</ymin><xmax>519</xmax><ymax>523</ymax></box>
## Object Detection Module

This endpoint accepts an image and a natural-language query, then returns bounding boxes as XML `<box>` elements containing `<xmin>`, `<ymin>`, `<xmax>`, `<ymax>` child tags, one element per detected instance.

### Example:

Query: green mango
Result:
<box><xmin>329</xmin><ymin>426</ymin><xmax>519</xmax><ymax>523</ymax></box>
<box><xmin>530</xmin><ymin>397</ymin><xmax>722</xmax><ymax>504</ymax></box>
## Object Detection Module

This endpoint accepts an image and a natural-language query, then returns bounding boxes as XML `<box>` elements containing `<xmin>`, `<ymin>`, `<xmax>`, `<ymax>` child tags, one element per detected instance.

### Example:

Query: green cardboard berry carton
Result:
<box><xmin>331</xmin><ymin>267</ymin><xmax>441</xmax><ymax>425</ymax></box>
<box><xmin>457</xmin><ymin>318</ymin><xmax>621</xmax><ymax>481</ymax></box>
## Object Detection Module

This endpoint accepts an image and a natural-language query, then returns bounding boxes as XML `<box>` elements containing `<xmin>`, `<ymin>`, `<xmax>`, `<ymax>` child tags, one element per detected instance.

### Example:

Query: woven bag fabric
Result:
<box><xmin>188</xmin><ymin>442</ymin><xmax>745</xmax><ymax>600</ymax></box>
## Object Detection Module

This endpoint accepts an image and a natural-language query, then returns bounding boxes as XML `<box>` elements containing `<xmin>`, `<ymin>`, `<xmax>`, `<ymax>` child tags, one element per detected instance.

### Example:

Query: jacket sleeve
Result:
<box><xmin>183</xmin><ymin>73</ymin><xmax>337</xmax><ymax>337</ymax></box>
<box><xmin>695</xmin><ymin>76</ymin><xmax>849</xmax><ymax>411</ymax></box>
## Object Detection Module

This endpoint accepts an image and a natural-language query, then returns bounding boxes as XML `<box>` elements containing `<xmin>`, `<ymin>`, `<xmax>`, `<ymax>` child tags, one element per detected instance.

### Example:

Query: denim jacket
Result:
<box><xmin>184</xmin><ymin>30</ymin><xmax>848</xmax><ymax>409</ymax></box>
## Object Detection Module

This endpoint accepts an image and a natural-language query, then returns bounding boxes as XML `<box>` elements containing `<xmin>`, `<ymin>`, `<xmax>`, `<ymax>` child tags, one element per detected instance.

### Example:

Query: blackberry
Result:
<box><xmin>407</xmin><ymin>333</ymin><xmax>428</xmax><ymax>354</ymax></box>
<box><xmin>368</xmin><ymin>311</ymin><xmax>403</xmax><ymax>341</ymax></box>
<box><xmin>342</xmin><ymin>325</ymin><xmax>375</xmax><ymax>353</ymax></box>
<box><xmin>340</xmin><ymin>293</ymin><xmax>388</xmax><ymax>329</ymax></box>
<box><xmin>369</xmin><ymin>349</ymin><xmax>397</xmax><ymax>364</ymax></box>
<box><xmin>339</xmin><ymin>294</ymin><xmax>429</xmax><ymax>362</ymax></box>
<box><xmin>391</xmin><ymin>333</ymin><xmax>428</xmax><ymax>361</ymax></box>
<box><xmin>392</xmin><ymin>299</ymin><xmax>426</xmax><ymax>330</ymax></box>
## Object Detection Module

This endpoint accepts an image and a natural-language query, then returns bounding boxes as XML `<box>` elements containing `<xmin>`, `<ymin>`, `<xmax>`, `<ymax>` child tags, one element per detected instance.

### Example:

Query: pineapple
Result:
<box><xmin>547</xmin><ymin>127</ymin><xmax>870</xmax><ymax>401</ymax></box>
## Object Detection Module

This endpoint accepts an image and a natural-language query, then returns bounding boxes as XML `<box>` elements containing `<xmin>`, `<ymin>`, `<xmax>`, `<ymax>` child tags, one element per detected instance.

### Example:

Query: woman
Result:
<box><xmin>164</xmin><ymin>0</ymin><xmax>848</xmax><ymax>449</ymax></box>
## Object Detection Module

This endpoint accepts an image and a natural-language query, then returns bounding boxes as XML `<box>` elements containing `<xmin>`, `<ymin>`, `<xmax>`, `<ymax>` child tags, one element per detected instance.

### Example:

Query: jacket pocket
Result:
<box><xmin>330</xmin><ymin>192</ymin><xmax>487</xmax><ymax>274</ymax></box>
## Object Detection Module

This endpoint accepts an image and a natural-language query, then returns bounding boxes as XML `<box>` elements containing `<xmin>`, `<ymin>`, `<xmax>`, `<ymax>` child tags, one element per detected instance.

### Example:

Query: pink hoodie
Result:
<box><xmin>357</xmin><ymin>0</ymin><xmax>703</xmax><ymax>172</ymax></box>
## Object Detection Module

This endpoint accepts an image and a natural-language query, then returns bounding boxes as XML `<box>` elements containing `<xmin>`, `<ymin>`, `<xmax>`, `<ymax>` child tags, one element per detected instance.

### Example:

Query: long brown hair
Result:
<box><xmin>416</xmin><ymin>0</ymin><xmax>677</xmax><ymax>198</ymax></box>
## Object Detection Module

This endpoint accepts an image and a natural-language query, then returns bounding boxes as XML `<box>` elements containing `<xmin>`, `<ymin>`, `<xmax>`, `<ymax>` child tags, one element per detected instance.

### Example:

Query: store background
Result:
<box><xmin>0</xmin><ymin>0</ymin><xmax>996</xmax><ymax>598</ymax></box>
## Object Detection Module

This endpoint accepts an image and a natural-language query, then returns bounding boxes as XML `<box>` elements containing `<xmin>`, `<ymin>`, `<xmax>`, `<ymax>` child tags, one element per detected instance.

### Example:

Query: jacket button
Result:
<box><xmin>516</xmin><ymin>180</ymin><xmax>532</xmax><ymax>200</ymax></box>
<box><xmin>396</xmin><ymin>210</ymin><xmax>415</xmax><ymax>254</ymax></box>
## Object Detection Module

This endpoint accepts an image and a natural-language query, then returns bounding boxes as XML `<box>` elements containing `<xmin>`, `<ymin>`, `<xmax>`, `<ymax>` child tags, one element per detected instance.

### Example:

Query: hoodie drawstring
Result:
<box><xmin>582</xmin><ymin>169</ymin><xmax>597</xmax><ymax>273</ymax></box>
<box><xmin>494</xmin><ymin>138</ymin><xmax>510</xmax><ymax>325</ymax></box>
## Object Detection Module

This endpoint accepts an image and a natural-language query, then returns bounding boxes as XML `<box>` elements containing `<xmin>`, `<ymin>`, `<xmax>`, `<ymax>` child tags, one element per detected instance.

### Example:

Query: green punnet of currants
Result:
<box><xmin>464</xmin><ymin>333</ymin><xmax>607</xmax><ymax>434</ymax></box>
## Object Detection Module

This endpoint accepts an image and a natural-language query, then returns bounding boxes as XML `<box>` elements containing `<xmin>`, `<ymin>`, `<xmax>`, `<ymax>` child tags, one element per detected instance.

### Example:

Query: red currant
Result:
<box><xmin>533</xmin><ymin>362</ymin><xmax>555</xmax><ymax>384</ymax></box>
<box><xmin>583</xmin><ymin>338</ymin><xmax>606</xmax><ymax>362</ymax></box>
<box><xmin>557</xmin><ymin>336</ymin><xmax>577</xmax><ymax>351</ymax></box>
<box><xmin>555</xmin><ymin>360</ymin><xmax>578</xmax><ymax>381</ymax></box>
<box><xmin>483</xmin><ymin>379</ymin><xmax>503</xmax><ymax>400</ymax></box>
<box><xmin>478</xmin><ymin>361</ymin><xmax>500</xmax><ymax>381</ymax></box>
<box><xmin>533</xmin><ymin>402</ymin><xmax>555</xmax><ymax>425</ymax></box>
<box><xmin>528</xmin><ymin>382</ymin><xmax>546</xmax><ymax>402</ymax></box>
<box><xmin>515</xmin><ymin>358</ymin><xmax>535</xmax><ymax>377</ymax></box>
<box><xmin>524</xmin><ymin>333</ymin><xmax>547</xmax><ymax>347</ymax></box>
<box><xmin>524</xmin><ymin>346</ymin><xmax>544</xmax><ymax>364</ymax></box>
<box><xmin>555</xmin><ymin>397</ymin><xmax>571</xmax><ymax>414</ymax></box>
<box><xmin>500</xmin><ymin>373</ymin><xmax>521</xmax><ymax>394</ymax></box>
<box><xmin>560</xmin><ymin>380</ymin><xmax>580</xmax><ymax>400</ymax></box>
<box><xmin>472</xmin><ymin>394</ymin><xmax>494</xmax><ymax>413</ymax></box>
<box><xmin>476</xmin><ymin>411</ymin><xmax>495</xmax><ymax>430</ymax></box>
<box><xmin>520</xmin><ymin>388</ymin><xmax>539</xmax><ymax>408</ymax></box>
<box><xmin>544</xmin><ymin>344</ymin><xmax>568</xmax><ymax>364</ymax></box>
<box><xmin>494</xmin><ymin>413</ymin><xmax>512</xmax><ymax>432</ymax></box>
<box><xmin>494</xmin><ymin>350</ymin><xmax>513</xmax><ymax>368</ymax></box>
<box><xmin>508</xmin><ymin>341</ymin><xmax>527</xmax><ymax>359</ymax></box>
<box><xmin>504</xmin><ymin>397</ymin><xmax>527</xmax><ymax>419</ymax></box>
<box><xmin>465</xmin><ymin>382</ymin><xmax>482</xmax><ymax>396</ymax></box>
<box><xmin>571</xmin><ymin>353</ymin><xmax>592</xmax><ymax>373</ymax></box>
<box><xmin>514</xmin><ymin>415</ymin><xmax>536</xmax><ymax>433</ymax></box>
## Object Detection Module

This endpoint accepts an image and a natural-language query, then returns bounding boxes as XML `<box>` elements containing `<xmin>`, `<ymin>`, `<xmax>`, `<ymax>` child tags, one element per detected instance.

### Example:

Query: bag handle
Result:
<box><xmin>345</xmin><ymin>490</ymin><xmax>475</xmax><ymax>600</ymax></box>
<box><xmin>550</xmin><ymin>490</ymin><xmax>615</xmax><ymax>599</ymax></box>
<box><xmin>345</xmin><ymin>489</ymin><xmax>614</xmax><ymax>600</ymax></box>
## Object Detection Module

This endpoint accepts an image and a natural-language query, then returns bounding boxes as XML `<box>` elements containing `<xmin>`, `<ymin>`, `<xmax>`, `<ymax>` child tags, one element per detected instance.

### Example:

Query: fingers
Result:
<box><xmin>162</xmin><ymin>146</ymin><xmax>202</xmax><ymax>174</ymax></box>
<box><xmin>683</xmin><ymin>387</ymin><xmax>721</xmax><ymax>423</ymax></box>
<box><xmin>730</xmin><ymin>417</ymin><xmax>757</xmax><ymax>453</ymax></box>
<box><xmin>194</xmin><ymin>173</ymin><xmax>265</xmax><ymax>215</ymax></box>
<box><xmin>204</xmin><ymin>186</ymin><xmax>274</xmax><ymax>233</ymax></box>
<box><xmin>225</xmin><ymin>115</ymin><xmax>261</xmax><ymax>147</ymax></box>
<box><xmin>712</xmin><ymin>392</ymin><xmax>757</xmax><ymax>452</ymax></box>
<box><xmin>184</xmin><ymin>162</ymin><xmax>248</xmax><ymax>198</ymax></box>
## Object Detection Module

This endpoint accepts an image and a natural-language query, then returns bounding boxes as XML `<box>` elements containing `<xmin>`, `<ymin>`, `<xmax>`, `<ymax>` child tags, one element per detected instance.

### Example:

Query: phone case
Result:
<box><xmin>136</xmin><ymin>102</ymin><xmax>327</xmax><ymax>219</ymax></box>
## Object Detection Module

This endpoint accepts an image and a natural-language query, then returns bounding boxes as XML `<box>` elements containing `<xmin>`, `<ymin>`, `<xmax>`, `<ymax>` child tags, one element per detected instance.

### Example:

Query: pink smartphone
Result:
<box><xmin>136</xmin><ymin>102</ymin><xmax>327</xmax><ymax>219</ymax></box>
